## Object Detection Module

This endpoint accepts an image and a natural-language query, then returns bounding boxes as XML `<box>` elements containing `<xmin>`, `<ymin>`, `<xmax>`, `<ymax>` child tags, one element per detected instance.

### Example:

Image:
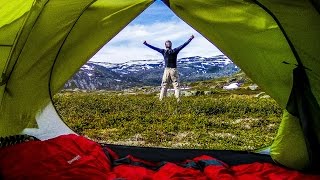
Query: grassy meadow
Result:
<box><xmin>53</xmin><ymin>79</ymin><xmax>283</xmax><ymax>151</ymax></box>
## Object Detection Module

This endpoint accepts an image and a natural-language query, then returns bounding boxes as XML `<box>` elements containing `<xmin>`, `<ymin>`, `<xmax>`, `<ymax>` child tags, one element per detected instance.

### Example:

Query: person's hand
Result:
<box><xmin>190</xmin><ymin>35</ymin><xmax>194</xmax><ymax>40</ymax></box>
<box><xmin>143</xmin><ymin>41</ymin><xmax>147</xmax><ymax>44</ymax></box>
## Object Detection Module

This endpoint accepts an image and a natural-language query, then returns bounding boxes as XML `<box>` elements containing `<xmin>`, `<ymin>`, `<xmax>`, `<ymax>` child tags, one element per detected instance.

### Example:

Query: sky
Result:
<box><xmin>90</xmin><ymin>1</ymin><xmax>223</xmax><ymax>63</ymax></box>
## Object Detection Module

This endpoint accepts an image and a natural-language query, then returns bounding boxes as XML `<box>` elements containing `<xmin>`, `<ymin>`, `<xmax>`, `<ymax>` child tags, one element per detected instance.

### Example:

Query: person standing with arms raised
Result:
<box><xmin>143</xmin><ymin>35</ymin><xmax>194</xmax><ymax>102</ymax></box>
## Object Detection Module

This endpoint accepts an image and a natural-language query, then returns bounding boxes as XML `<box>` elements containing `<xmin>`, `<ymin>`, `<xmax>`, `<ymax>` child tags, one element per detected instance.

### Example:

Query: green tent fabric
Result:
<box><xmin>167</xmin><ymin>0</ymin><xmax>320</xmax><ymax>109</ymax></box>
<box><xmin>0</xmin><ymin>0</ymin><xmax>153</xmax><ymax>135</ymax></box>
<box><xmin>0</xmin><ymin>0</ymin><xmax>319</xmax><ymax>171</ymax></box>
<box><xmin>271</xmin><ymin>110</ymin><xmax>309</xmax><ymax>170</ymax></box>
<box><xmin>0</xmin><ymin>0</ymin><xmax>34</xmax><ymax>104</ymax></box>
<box><xmin>164</xmin><ymin>0</ymin><xmax>320</xmax><ymax>170</ymax></box>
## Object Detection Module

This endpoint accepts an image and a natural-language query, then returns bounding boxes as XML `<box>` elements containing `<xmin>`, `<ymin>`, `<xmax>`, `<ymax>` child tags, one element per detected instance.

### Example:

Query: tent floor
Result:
<box><xmin>102</xmin><ymin>144</ymin><xmax>274</xmax><ymax>166</ymax></box>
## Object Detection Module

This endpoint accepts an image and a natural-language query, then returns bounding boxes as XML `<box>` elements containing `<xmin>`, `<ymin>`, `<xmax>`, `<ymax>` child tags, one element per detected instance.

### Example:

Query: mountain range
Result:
<box><xmin>64</xmin><ymin>55</ymin><xmax>240</xmax><ymax>90</ymax></box>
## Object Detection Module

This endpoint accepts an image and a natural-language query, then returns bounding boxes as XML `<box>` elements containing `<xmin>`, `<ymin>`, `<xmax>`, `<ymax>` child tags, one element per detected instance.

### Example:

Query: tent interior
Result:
<box><xmin>0</xmin><ymin>0</ymin><xmax>319</xmax><ymax>178</ymax></box>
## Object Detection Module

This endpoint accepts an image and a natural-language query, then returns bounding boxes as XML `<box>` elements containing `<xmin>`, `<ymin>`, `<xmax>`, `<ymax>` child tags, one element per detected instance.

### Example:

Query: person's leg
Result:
<box><xmin>171</xmin><ymin>68</ymin><xmax>180</xmax><ymax>102</ymax></box>
<box><xmin>160</xmin><ymin>68</ymin><xmax>169</xmax><ymax>101</ymax></box>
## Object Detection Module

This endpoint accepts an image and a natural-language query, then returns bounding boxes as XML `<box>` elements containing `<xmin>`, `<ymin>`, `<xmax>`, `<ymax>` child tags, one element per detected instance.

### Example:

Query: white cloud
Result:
<box><xmin>90</xmin><ymin>20</ymin><xmax>223</xmax><ymax>63</ymax></box>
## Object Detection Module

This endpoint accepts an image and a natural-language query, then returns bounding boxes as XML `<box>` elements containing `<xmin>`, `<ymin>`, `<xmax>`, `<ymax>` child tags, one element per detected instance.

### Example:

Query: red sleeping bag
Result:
<box><xmin>0</xmin><ymin>134</ymin><xmax>318</xmax><ymax>179</ymax></box>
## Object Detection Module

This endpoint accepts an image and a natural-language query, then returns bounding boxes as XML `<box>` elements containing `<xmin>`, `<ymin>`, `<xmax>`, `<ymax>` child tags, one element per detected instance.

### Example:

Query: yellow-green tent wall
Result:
<box><xmin>0</xmin><ymin>0</ymin><xmax>319</xmax><ymax>171</ymax></box>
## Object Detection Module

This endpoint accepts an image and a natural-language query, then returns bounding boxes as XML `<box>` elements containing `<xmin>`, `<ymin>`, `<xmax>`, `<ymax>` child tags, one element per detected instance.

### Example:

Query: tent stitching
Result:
<box><xmin>0</xmin><ymin>0</ymin><xmax>48</xmax><ymax>103</ymax></box>
<box><xmin>2</xmin><ymin>0</ymin><xmax>38</xmax><ymax>73</ymax></box>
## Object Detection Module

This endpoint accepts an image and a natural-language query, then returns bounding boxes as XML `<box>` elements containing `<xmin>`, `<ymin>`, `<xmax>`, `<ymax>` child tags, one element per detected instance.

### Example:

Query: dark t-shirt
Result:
<box><xmin>144</xmin><ymin>39</ymin><xmax>192</xmax><ymax>68</ymax></box>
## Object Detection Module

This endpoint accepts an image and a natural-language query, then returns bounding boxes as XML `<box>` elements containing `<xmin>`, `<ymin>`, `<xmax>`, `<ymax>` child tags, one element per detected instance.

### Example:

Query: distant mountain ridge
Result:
<box><xmin>64</xmin><ymin>55</ymin><xmax>240</xmax><ymax>90</ymax></box>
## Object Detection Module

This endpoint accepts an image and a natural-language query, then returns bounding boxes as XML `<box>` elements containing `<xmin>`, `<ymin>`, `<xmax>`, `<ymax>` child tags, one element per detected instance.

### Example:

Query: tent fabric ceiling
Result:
<box><xmin>0</xmin><ymin>0</ymin><xmax>319</xmax><ymax>171</ymax></box>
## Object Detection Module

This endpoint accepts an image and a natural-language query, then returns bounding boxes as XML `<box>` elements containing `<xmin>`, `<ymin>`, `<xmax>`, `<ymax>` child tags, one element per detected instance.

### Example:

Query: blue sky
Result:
<box><xmin>90</xmin><ymin>1</ymin><xmax>222</xmax><ymax>63</ymax></box>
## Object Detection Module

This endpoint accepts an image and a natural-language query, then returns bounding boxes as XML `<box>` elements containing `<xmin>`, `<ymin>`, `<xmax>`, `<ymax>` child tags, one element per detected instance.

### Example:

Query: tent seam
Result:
<box><xmin>252</xmin><ymin>0</ymin><xmax>303</xmax><ymax>68</ymax></box>
<box><xmin>309</xmin><ymin>0</ymin><xmax>320</xmax><ymax>14</ymax></box>
<box><xmin>0</xmin><ymin>0</ymin><xmax>47</xmax><ymax>106</ymax></box>
<box><xmin>0</xmin><ymin>45</ymin><xmax>12</xmax><ymax>47</ymax></box>
<box><xmin>3</xmin><ymin>0</ymin><xmax>39</xmax><ymax>78</ymax></box>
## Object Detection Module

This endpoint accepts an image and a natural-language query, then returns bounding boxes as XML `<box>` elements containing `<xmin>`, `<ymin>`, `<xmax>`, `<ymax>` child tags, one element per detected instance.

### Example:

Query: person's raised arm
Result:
<box><xmin>143</xmin><ymin>41</ymin><xmax>163</xmax><ymax>54</ymax></box>
<box><xmin>174</xmin><ymin>35</ymin><xmax>194</xmax><ymax>52</ymax></box>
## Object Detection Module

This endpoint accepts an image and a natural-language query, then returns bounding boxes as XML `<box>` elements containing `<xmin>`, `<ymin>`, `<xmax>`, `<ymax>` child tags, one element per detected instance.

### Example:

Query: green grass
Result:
<box><xmin>53</xmin><ymin>91</ymin><xmax>282</xmax><ymax>151</ymax></box>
